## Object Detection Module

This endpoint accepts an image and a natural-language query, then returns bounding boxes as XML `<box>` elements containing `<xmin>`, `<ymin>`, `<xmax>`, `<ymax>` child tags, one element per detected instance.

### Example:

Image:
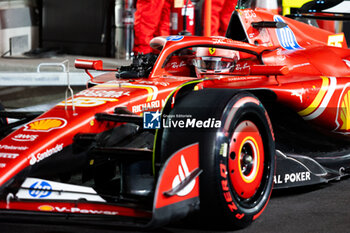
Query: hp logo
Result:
<box><xmin>29</xmin><ymin>181</ymin><xmax>52</xmax><ymax>198</ymax></box>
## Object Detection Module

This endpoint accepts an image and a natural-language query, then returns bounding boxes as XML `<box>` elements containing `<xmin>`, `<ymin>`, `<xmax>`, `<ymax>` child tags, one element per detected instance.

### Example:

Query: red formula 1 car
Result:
<box><xmin>1</xmin><ymin>2</ymin><xmax>350</xmax><ymax>229</ymax></box>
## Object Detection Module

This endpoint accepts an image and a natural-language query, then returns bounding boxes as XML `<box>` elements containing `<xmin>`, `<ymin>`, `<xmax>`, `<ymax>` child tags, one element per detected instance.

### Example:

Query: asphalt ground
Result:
<box><xmin>1</xmin><ymin>85</ymin><xmax>350</xmax><ymax>233</ymax></box>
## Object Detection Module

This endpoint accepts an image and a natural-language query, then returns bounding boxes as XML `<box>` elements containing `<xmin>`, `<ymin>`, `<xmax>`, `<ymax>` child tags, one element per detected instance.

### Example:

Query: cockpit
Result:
<box><xmin>161</xmin><ymin>45</ymin><xmax>261</xmax><ymax>78</ymax></box>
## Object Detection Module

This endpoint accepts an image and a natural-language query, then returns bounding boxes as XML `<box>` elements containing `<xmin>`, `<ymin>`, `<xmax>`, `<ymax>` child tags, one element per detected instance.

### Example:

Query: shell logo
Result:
<box><xmin>38</xmin><ymin>205</ymin><xmax>54</xmax><ymax>211</ymax></box>
<box><xmin>24</xmin><ymin>118</ymin><xmax>67</xmax><ymax>132</ymax></box>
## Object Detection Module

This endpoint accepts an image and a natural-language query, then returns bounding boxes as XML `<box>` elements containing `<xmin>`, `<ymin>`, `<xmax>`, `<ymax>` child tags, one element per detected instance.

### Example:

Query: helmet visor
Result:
<box><xmin>193</xmin><ymin>57</ymin><xmax>237</xmax><ymax>73</ymax></box>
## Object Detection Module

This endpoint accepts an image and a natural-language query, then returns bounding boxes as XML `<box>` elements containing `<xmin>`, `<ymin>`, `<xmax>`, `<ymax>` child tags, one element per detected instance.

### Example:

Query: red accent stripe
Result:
<box><xmin>0</xmin><ymin>201</ymin><xmax>151</xmax><ymax>218</ymax></box>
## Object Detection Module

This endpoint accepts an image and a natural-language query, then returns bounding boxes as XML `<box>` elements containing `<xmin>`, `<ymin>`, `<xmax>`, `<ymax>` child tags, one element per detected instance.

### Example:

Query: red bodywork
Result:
<box><xmin>1</xmin><ymin>8</ymin><xmax>350</xmax><ymax>227</ymax></box>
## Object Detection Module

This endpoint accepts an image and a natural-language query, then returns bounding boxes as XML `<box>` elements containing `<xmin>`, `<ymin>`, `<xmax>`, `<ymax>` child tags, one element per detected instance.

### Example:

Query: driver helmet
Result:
<box><xmin>193</xmin><ymin>47</ymin><xmax>239</xmax><ymax>75</ymax></box>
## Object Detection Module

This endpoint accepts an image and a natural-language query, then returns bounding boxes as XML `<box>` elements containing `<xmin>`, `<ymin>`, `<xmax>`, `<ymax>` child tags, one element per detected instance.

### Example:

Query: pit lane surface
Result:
<box><xmin>1</xmin><ymin>87</ymin><xmax>350</xmax><ymax>233</ymax></box>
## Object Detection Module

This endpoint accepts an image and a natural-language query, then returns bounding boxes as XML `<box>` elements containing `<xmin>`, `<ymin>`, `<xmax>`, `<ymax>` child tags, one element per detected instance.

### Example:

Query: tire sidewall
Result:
<box><xmin>200</xmin><ymin>92</ymin><xmax>275</xmax><ymax>227</ymax></box>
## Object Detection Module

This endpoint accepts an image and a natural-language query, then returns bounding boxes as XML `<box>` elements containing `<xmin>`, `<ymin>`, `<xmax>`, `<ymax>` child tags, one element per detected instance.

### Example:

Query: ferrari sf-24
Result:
<box><xmin>0</xmin><ymin>5</ymin><xmax>350</xmax><ymax>229</ymax></box>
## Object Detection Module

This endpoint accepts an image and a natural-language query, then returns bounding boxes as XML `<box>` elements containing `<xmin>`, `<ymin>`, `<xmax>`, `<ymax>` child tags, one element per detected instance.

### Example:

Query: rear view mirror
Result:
<box><xmin>74</xmin><ymin>59</ymin><xmax>103</xmax><ymax>70</ymax></box>
<box><xmin>74</xmin><ymin>59</ymin><xmax>119</xmax><ymax>82</ymax></box>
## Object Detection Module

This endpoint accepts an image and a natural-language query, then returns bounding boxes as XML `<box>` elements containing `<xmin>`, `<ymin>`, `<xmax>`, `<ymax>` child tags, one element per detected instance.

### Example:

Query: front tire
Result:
<box><xmin>159</xmin><ymin>89</ymin><xmax>275</xmax><ymax>228</ymax></box>
<box><xmin>200</xmin><ymin>91</ymin><xmax>275</xmax><ymax>228</ymax></box>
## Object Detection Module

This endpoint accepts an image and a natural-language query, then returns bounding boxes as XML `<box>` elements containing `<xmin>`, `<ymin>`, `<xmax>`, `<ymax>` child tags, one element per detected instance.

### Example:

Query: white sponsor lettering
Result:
<box><xmin>235</xmin><ymin>62</ymin><xmax>250</xmax><ymax>71</ymax></box>
<box><xmin>291</xmin><ymin>62</ymin><xmax>310</xmax><ymax>69</ymax></box>
<box><xmin>77</xmin><ymin>90</ymin><xmax>130</xmax><ymax>98</ymax></box>
<box><xmin>12</xmin><ymin>134</ymin><xmax>39</xmax><ymax>142</ymax></box>
<box><xmin>29</xmin><ymin>144</ymin><xmax>64</xmax><ymax>165</ymax></box>
<box><xmin>163</xmin><ymin>118</ymin><xmax>221</xmax><ymax>128</ymax></box>
<box><xmin>54</xmin><ymin>207</ymin><xmax>118</xmax><ymax>215</ymax></box>
<box><xmin>0</xmin><ymin>145</ymin><xmax>28</xmax><ymax>151</ymax></box>
<box><xmin>170</xmin><ymin>61</ymin><xmax>186</xmax><ymax>69</ymax></box>
<box><xmin>0</xmin><ymin>153</ymin><xmax>19</xmax><ymax>159</ymax></box>
<box><xmin>274</xmin><ymin>172</ymin><xmax>311</xmax><ymax>184</ymax></box>
<box><xmin>227</xmin><ymin>76</ymin><xmax>262</xmax><ymax>82</ymax></box>
<box><xmin>213</xmin><ymin>38</ymin><xmax>228</xmax><ymax>44</ymax></box>
<box><xmin>0</xmin><ymin>163</ymin><xmax>6</xmax><ymax>168</ymax></box>
<box><xmin>274</xmin><ymin>175</ymin><xmax>283</xmax><ymax>184</ymax></box>
<box><xmin>243</xmin><ymin>9</ymin><xmax>257</xmax><ymax>18</ymax></box>
<box><xmin>132</xmin><ymin>99</ymin><xmax>166</xmax><ymax>113</ymax></box>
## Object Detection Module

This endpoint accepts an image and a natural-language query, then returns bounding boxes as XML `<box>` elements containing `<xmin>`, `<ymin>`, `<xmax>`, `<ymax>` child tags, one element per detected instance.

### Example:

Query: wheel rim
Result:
<box><xmin>228</xmin><ymin>120</ymin><xmax>264</xmax><ymax>200</ymax></box>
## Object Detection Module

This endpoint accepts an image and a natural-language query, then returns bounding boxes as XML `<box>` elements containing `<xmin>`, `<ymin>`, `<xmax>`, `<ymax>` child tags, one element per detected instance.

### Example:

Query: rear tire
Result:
<box><xmin>159</xmin><ymin>89</ymin><xmax>275</xmax><ymax>228</ymax></box>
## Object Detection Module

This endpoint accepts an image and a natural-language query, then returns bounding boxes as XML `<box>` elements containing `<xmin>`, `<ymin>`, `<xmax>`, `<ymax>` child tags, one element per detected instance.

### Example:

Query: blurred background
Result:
<box><xmin>0</xmin><ymin>0</ymin><xmax>346</xmax><ymax>61</ymax></box>
<box><xmin>0</xmin><ymin>0</ymin><xmax>348</xmax><ymax>109</ymax></box>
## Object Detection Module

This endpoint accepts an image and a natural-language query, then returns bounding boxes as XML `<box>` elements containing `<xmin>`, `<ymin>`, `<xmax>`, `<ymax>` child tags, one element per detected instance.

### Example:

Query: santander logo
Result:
<box><xmin>156</xmin><ymin>143</ymin><xmax>199</xmax><ymax>209</ymax></box>
<box><xmin>171</xmin><ymin>155</ymin><xmax>195</xmax><ymax>196</ymax></box>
